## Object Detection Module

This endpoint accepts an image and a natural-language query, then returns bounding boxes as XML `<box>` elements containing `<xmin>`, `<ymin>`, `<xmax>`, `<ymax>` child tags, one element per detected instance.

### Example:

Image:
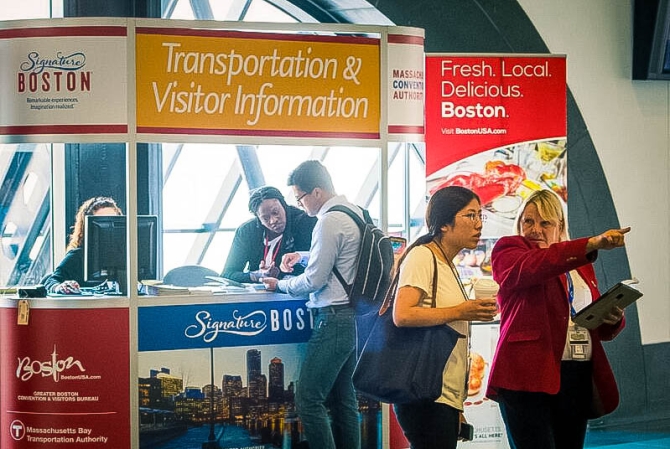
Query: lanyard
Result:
<box><xmin>433</xmin><ymin>242</ymin><xmax>472</xmax><ymax>391</ymax></box>
<box><xmin>263</xmin><ymin>233</ymin><xmax>283</xmax><ymax>265</ymax></box>
<box><xmin>566</xmin><ymin>271</ymin><xmax>577</xmax><ymax>318</ymax></box>
<box><xmin>432</xmin><ymin>242</ymin><xmax>469</xmax><ymax>300</ymax></box>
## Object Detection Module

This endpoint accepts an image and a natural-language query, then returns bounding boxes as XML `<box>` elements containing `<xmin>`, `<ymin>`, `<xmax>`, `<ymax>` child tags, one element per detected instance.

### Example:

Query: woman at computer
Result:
<box><xmin>42</xmin><ymin>196</ymin><xmax>122</xmax><ymax>294</ymax></box>
<box><xmin>222</xmin><ymin>186</ymin><xmax>317</xmax><ymax>284</ymax></box>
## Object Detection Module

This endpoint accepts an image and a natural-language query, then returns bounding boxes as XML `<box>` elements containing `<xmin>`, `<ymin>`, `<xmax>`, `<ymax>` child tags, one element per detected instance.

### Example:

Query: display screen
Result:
<box><xmin>84</xmin><ymin>215</ymin><xmax>159</xmax><ymax>289</ymax></box>
<box><xmin>389</xmin><ymin>236</ymin><xmax>407</xmax><ymax>255</ymax></box>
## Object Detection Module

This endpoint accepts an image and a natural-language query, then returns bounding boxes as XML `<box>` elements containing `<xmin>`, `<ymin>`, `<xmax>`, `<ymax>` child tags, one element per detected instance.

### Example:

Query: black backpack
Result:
<box><xmin>327</xmin><ymin>205</ymin><xmax>395</xmax><ymax>314</ymax></box>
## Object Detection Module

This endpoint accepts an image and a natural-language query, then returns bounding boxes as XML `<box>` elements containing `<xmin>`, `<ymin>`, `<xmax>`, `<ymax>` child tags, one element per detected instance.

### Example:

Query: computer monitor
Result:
<box><xmin>84</xmin><ymin>215</ymin><xmax>159</xmax><ymax>291</ymax></box>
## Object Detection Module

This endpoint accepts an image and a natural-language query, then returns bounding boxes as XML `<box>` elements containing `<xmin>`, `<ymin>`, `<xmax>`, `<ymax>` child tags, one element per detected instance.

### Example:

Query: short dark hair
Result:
<box><xmin>287</xmin><ymin>160</ymin><xmax>335</xmax><ymax>194</ymax></box>
<box><xmin>248</xmin><ymin>186</ymin><xmax>287</xmax><ymax>214</ymax></box>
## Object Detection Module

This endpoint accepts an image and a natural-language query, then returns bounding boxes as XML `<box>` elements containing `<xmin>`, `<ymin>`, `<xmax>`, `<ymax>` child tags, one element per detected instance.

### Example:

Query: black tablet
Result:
<box><xmin>573</xmin><ymin>281</ymin><xmax>643</xmax><ymax>329</ymax></box>
<box><xmin>205</xmin><ymin>275</ymin><xmax>247</xmax><ymax>288</ymax></box>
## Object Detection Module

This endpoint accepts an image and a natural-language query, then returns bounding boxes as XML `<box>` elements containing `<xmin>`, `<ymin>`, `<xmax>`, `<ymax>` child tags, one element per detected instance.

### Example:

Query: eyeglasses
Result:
<box><xmin>459</xmin><ymin>212</ymin><xmax>486</xmax><ymax>223</ymax></box>
<box><xmin>295</xmin><ymin>191</ymin><xmax>310</xmax><ymax>207</ymax></box>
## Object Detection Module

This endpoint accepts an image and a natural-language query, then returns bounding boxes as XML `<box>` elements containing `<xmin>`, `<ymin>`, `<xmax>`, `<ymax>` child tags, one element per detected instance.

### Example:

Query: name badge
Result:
<box><xmin>568</xmin><ymin>325</ymin><xmax>588</xmax><ymax>360</ymax></box>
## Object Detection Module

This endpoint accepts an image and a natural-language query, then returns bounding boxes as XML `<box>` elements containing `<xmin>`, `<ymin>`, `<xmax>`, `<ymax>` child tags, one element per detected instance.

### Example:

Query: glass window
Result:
<box><xmin>387</xmin><ymin>142</ymin><xmax>428</xmax><ymax>241</ymax></box>
<box><xmin>0</xmin><ymin>143</ymin><xmax>52</xmax><ymax>286</ymax></box>
<box><xmin>0</xmin><ymin>0</ymin><xmax>62</xmax><ymax>20</ymax></box>
<box><xmin>158</xmin><ymin>143</ymin><xmax>383</xmax><ymax>275</ymax></box>
<box><xmin>165</xmin><ymin>0</ymin><xmax>314</xmax><ymax>22</ymax></box>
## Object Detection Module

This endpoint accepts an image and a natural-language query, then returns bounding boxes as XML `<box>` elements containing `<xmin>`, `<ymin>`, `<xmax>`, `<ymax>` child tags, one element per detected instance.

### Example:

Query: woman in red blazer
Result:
<box><xmin>488</xmin><ymin>189</ymin><xmax>629</xmax><ymax>449</ymax></box>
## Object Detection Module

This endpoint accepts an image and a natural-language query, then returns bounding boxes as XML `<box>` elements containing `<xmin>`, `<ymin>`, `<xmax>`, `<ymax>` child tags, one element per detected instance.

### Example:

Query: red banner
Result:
<box><xmin>425</xmin><ymin>55</ymin><xmax>566</xmax><ymax>175</ymax></box>
<box><xmin>424</xmin><ymin>54</ymin><xmax>567</xmax><ymax>244</ymax></box>
<box><xmin>1</xmin><ymin>306</ymin><xmax>130</xmax><ymax>448</ymax></box>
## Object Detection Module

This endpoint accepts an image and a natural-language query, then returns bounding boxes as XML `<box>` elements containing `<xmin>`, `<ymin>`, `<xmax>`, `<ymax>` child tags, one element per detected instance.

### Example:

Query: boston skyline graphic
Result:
<box><xmin>138</xmin><ymin>345</ymin><xmax>381</xmax><ymax>449</ymax></box>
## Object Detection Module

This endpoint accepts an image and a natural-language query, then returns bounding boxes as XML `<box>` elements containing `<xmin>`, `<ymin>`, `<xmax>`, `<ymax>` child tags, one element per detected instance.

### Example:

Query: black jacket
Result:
<box><xmin>42</xmin><ymin>248</ymin><xmax>84</xmax><ymax>292</ymax></box>
<box><xmin>222</xmin><ymin>205</ymin><xmax>317</xmax><ymax>283</ymax></box>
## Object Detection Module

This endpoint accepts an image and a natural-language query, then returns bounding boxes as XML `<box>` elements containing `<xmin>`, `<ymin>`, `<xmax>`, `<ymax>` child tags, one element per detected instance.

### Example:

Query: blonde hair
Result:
<box><xmin>514</xmin><ymin>189</ymin><xmax>569</xmax><ymax>241</ymax></box>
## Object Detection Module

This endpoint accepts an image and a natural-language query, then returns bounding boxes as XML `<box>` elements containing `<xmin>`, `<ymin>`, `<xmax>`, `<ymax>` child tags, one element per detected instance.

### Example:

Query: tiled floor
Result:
<box><xmin>584</xmin><ymin>419</ymin><xmax>670</xmax><ymax>448</ymax></box>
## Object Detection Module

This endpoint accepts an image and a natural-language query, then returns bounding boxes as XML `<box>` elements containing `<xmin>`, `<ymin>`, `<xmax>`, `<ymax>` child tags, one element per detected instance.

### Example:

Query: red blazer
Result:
<box><xmin>487</xmin><ymin>235</ymin><xmax>625</xmax><ymax>418</ymax></box>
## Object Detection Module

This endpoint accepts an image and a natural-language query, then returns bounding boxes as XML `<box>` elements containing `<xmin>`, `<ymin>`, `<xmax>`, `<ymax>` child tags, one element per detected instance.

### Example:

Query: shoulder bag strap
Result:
<box><xmin>379</xmin><ymin>245</ymin><xmax>439</xmax><ymax>315</ymax></box>
<box><xmin>429</xmin><ymin>250</ymin><xmax>439</xmax><ymax>308</ymax></box>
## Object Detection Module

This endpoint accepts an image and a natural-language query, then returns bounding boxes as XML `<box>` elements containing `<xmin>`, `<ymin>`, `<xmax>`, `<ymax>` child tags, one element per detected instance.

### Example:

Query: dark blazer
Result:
<box><xmin>222</xmin><ymin>205</ymin><xmax>317</xmax><ymax>283</ymax></box>
<box><xmin>487</xmin><ymin>235</ymin><xmax>625</xmax><ymax>418</ymax></box>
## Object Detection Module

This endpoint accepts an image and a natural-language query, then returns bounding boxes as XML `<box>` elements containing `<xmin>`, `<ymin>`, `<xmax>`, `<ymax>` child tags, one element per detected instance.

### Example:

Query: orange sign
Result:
<box><xmin>136</xmin><ymin>28</ymin><xmax>381</xmax><ymax>139</ymax></box>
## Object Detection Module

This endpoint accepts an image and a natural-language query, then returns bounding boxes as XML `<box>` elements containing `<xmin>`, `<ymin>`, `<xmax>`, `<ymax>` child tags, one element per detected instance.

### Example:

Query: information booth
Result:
<box><xmin>0</xmin><ymin>18</ymin><xmax>425</xmax><ymax>449</ymax></box>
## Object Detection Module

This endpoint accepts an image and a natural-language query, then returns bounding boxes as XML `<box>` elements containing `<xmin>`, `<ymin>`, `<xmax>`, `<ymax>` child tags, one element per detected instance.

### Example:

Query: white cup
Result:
<box><xmin>473</xmin><ymin>277</ymin><xmax>499</xmax><ymax>299</ymax></box>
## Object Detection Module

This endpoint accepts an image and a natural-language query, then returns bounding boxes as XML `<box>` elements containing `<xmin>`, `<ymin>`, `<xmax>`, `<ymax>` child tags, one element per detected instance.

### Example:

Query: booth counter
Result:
<box><xmin>1</xmin><ymin>292</ymin><xmax>387</xmax><ymax>449</ymax></box>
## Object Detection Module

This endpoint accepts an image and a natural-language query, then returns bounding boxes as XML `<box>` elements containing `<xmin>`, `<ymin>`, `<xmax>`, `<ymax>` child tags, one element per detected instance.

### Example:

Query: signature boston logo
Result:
<box><xmin>185</xmin><ymin>310</ymin><xmax>268</xmax><ymax>343</ymax></box>
<box><xmin>17</xmin><ymin>51</ymin><xmax>91</xmax><ymax>93</ymax></box>
<box><xmin>16</xmin><ymin>345</ymin><xmax>86</xmax><ymax>382</ymax></box>
<box><xmin>184</xmin><ymin>307</ymin><xmax>312</xmax><ymax>343</ymax></box>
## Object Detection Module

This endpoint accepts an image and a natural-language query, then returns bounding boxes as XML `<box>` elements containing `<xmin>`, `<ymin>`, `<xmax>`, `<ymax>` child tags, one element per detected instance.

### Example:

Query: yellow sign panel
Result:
<box><xmin>136</xmin><ymin>29</ymin><xmax>380</xmax><ymax>138</ymax></box>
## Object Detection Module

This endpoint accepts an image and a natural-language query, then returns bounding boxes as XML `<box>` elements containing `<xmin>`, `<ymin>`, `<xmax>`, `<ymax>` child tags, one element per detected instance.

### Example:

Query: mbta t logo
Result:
<box><xmin>10</xmin><ymin>419</ymin><xmax>26</xmax><ymax>440</ymax></box>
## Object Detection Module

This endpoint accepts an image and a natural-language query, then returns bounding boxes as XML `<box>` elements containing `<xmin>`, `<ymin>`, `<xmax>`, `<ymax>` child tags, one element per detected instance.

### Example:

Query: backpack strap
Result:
<box><xmin>327</xmin><ymin>204</ymin><xmax>367</xmax><ymax>227</ymax></box>
<box><xmin>362</xmin><ymin>208</ymin><xmax>374</xmax><ymax>225</ymax></box>
<box><xmin>326</xmin><ymin>205</ymin><xmax>367</xmax><ymax>296</ymax></box>
<box><xmin>332</xmin><ymin>266</ymin><xmax>350</xmax><ymax>296</ymax></box>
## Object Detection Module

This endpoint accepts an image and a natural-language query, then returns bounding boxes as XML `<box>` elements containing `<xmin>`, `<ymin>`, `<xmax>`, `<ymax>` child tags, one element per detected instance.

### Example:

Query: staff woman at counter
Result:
<box><xmin>42</xmin><ymin>196</ymin><xmax>123</xmax><ymax>294</ymax></box>
<box><xmin>222</xmin><ymin>186</ymin><xmax>317</xmax><ymax>283</ymax></box>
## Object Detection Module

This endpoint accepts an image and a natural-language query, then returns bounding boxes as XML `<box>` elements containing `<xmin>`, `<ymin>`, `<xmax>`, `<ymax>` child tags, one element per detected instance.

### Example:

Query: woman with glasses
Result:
<box><xmin>392</xmin><ymin>186</ymin><xmax>498</xmax><ymax>449</ymax></box>
<box><xmin>222</xmin><ymin>186</ymin><xmax>317</xmax><ymax>283</ymax></box>
<box><xmin>42</xmin><ymin>196</ymin><xmax>122</xmax><ymax>294</ymax></box>
<box><xmin>487</xmin><ymin>189</ymin><xmax>630</xmax><ymax>449</ymax></box>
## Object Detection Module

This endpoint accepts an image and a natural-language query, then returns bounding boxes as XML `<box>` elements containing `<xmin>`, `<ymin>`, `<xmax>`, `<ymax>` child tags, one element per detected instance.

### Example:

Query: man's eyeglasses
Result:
<box><xmin>295</xmin><ymin>191</ymin><xmax>310</xmax><ymax>207</ymax></box>
<box><xmin>459</xmin><ymin>212</ymin><xmax>486</xmax><ymax>223</ymax></box>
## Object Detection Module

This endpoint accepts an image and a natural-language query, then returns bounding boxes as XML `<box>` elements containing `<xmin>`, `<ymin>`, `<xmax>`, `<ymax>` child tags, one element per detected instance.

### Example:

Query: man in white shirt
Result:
<box><xmin>262</xmin><ymin>160</ymin><xmax>362</xmax><ymax>449</ymax></box>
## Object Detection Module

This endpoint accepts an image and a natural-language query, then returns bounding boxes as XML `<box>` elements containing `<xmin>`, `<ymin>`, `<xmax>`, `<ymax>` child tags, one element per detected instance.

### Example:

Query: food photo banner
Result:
<box><xmin>425</xmin><ymin>54</ymin><xmax>567</xmax><ymax>241</ymax></box>
<box><xmin>135</xmin><ymin>28</ymin><xmax>381</xmax><ymax>139</ymax></box>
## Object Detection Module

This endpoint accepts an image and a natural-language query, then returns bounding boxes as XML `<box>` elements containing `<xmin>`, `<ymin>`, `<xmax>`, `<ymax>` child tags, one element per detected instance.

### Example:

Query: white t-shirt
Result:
<box><xmin>398</xmin><ymin>245</ymin><xmax>470</xmax><ymax>410</ymax></box>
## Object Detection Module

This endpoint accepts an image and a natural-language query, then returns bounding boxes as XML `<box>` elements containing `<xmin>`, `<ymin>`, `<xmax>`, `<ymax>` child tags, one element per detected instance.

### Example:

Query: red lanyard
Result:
<box><xmin>263</xmin><ymin>233</ymin><xmax>283</xmax><ymax>265</ymax></box>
